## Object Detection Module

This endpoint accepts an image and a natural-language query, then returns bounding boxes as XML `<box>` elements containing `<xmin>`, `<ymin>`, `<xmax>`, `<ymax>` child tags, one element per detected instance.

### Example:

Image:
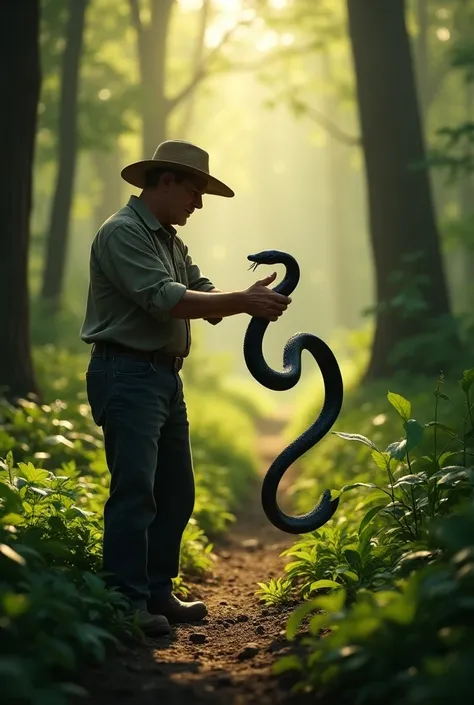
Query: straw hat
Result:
<box><xmin>121</xmin><ymin>139</ymin><xmax>234</xmax><ymax>198</ymax></box>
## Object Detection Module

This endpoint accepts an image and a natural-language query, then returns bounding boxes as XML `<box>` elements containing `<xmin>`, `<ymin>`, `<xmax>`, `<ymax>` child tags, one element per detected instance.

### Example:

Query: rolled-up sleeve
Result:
<box><xmin>99</xmin><ymin>224</ymin><xmax>186</xmax><ymax>323</ymax></box>
<box><xmin>183</xmin><ymin>245</ymin><xmax>216</xmax><ymax>292</ymax></box>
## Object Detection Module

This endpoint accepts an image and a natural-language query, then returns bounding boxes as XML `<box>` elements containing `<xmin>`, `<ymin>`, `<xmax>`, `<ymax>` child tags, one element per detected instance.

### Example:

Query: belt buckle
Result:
<box><xmin>174</xmin><ymin>357</ymin><xmax>183</xmax><ymax>372</ymax></box>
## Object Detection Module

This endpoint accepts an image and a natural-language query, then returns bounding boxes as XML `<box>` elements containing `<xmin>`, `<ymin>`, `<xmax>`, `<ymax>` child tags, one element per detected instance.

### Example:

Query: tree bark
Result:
<box><xmin>92</xmin><ymin>149</ymin><xmax>124</xmax><ymax>231</ymax></box>
<box><xmin>176</xmin><ymin>0</ymin><xmax>210</xmax><ymax>138</ymax></box>
<box><xmin>130</xmin><ymin>0</ymin><xmax>173</xmax><ymax>157</ymax></box>
<box><xmin>458</xmin><ymin>83</ymin><xmax>474</xmax><ymax>312</ymax></box>
<box><xmin>41</xmin><ymin>0</ymin><xmax>89</xmax><ymax>310</ymax></box>
<box><xmin>322</xmin><ymin>53</ymin><xmax>359</xmax><ymax>329</ymax></box>
<box><xmin>0</xmin><ymin>1</ymin><xmax>41</xmax><ymax>401</ymax></box>
<box><xmin>347</xmin><ymin>0</ymin><xmax>456</xmax><ymax>380</ymax></box>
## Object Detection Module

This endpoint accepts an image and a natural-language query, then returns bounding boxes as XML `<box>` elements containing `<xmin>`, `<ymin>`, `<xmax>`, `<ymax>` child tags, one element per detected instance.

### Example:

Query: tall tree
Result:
<box><xmin>0</xmin><ymin>1</ymin><xmax>41</xmax><ymax>400</ymax></box>
<box><xmin>129</xmin><ymin>0</ymin><xmax>246</xmax><ymax>156</ymax></box>
<box><xmin>41</xmin><ymin>0</ymin><xmax>89</xmax><ymax>311</ymax></box>
<box><xmin>347</xmin><ymin>0</ymin><xmax>457</xmax><ymax>379</ymax></box>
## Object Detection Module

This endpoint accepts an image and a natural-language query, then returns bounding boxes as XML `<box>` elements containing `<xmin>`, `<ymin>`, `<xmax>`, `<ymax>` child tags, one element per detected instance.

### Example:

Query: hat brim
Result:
<box><xmin>121</xmin><ymin>159</ymin><xmax>234</xmax><ymax>198</ymax></box>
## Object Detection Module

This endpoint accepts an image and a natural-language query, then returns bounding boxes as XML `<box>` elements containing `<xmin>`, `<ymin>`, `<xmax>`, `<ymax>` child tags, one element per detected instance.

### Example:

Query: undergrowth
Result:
<box><xmin>257</xmin><ymin>366</ymin><xmax>474</xmax><ymax>705</ymax></box>
<box><xmin>0</xmin><ymin>344</ymin><xmax>262</xmax><ymax>704</ymax></box>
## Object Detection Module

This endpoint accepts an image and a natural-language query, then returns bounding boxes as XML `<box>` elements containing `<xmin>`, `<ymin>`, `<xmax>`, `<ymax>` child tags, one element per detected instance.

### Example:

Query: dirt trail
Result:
<box><xmin>78</xmin><ymin>410</ymin><xmax>310</xmax><ymax>705</ymax></box>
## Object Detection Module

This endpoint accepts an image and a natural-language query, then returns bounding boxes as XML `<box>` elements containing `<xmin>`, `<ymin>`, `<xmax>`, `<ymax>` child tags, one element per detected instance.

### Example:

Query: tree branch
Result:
<box><xmin>129</xmin><ymin>0</ymin><xmax>146</xmax><ymax>80</ymax></box>
<box><xmin>129</xmin><ymin>0</ymin><xmax>141</xmax><ymax>35</ymax></box>
<box><xmin>304</xmin><ymin>104</ymin><xmax>361</xmax><ymax>147</ymax></box>
<box><xmin>168</xmin><ymin>16</ymin><xmax>254</xmax><ymax>111</ymax></box>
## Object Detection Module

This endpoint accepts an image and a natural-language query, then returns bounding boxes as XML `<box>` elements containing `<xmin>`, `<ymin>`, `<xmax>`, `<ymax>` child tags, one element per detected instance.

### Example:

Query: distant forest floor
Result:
<box><xmin>76</xmin><ymin>413</ymin><xmax>318</xmax><ymax>705</ymax></box>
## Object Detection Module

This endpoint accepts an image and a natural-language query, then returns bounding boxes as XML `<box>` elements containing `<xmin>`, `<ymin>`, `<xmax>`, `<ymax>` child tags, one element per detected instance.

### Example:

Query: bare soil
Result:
<box><xmin>77</xmin><ymin>411</ymin><xmax>314</xmax><ymax>705</ymax></box>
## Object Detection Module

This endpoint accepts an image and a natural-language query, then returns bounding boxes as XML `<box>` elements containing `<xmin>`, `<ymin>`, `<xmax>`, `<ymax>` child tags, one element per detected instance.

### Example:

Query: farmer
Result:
<box><xmin>80</xmin><ymin>140</ymin><xmax>291</xmax><ymax>636</ymax></box>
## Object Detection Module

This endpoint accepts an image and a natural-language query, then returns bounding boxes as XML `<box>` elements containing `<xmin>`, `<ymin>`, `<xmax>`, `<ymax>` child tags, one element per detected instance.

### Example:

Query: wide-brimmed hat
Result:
<box><xmin>120</xmin><ymin>139</ymin><xmax>234</xmax><ymax>198</ymax></box>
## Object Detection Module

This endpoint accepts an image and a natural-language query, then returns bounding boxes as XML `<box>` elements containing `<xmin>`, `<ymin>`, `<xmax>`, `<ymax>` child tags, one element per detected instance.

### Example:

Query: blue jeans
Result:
<box><xmin>85</xmin><ymin>350</ymin><xmax>195</xmax><ymax>610</ymax></box>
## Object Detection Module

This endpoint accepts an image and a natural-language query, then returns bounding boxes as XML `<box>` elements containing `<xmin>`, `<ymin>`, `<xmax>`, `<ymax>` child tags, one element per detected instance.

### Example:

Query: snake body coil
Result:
<box><xmin>244</xmin><ymin>250</ymin><xmax>343</xmax><ymax>535</ymax></box>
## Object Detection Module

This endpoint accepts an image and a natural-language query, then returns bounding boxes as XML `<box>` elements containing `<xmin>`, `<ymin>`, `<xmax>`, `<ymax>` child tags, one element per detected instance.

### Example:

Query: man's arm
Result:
<box><xmin>204</xmin><ymin>288</ymin><xmax>223</xmax><ymax>325</ymax></box>
<box><xmin>179</xmin><ymin>239</ymin><xmax>224</xmax><ymax>324</ymax></box>
<box><xmin>169</xmin><ymin>289</ymin><xmax>246</xmax><ymax>320</ymax></box>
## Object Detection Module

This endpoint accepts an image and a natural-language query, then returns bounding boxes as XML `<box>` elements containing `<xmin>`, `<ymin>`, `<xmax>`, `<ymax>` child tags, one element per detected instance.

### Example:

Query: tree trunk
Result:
<box><xmin>347</xmin><ymin>0</ymin><xmax>456</xmax><ymax>380</ymax></box>
<box><xmin>413</xmin><ymin>0</ymin><xmax>429</xmax><ymax>119</ymax></box>
<box><xmin>131</xmin><ymin>0</ymin><xmax>173</xmax><ymax>157</ymax></box>
<box><xmin>41</xmin><ymin>0</ymin><xmax>88</xmax><ymax>311</ymax></box>
<box><xmin>92</xmin><ymin>149</ymin><xmax>124</xmax><ymax>230</ymax></box>
<box><xmin>322</xmin><ymin>53</ymin><xmax>358</xmax><ymax>329</ymax></box>
<box><xmin>176</xmin><ymin>0</ymin><xmax>210</xmax><ymax>138</ymax></box>
<box><xmin>458</xmin><ymin>84</ymin><xmax>474</xmax><ymax>311</ymax></box>
<box><xmin>0</xmin><ymin>1</ymin><xmax>41</xmax><ymax>401</ymax></box>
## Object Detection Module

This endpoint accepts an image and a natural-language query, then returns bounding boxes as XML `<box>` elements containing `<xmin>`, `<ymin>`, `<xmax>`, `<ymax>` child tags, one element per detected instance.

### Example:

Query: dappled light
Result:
<box><xmin>1</xmin><ymin>1</ymin><xmax>474</xmax><ymax>704</ymax></box>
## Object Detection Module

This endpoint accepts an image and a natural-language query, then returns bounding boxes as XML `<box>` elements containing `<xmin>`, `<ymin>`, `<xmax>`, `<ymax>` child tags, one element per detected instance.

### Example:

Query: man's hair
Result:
<box><xmin>144</xmin><ymin>167</ymin><xmax>189</xmax><ymax>189</ymax></box>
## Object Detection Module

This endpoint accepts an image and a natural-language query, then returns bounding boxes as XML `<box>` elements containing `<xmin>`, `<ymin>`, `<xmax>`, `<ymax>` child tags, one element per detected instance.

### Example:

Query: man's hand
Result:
<box><xmin>243</xmin><ymin>272</ymin><xmax>291</xmax><ymax>322</ymax></box>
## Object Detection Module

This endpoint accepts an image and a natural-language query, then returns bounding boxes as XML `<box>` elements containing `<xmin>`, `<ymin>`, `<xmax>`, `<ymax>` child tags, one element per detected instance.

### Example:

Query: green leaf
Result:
<box><xmin>404</xmin><ymin>419</ymin><xmax>424</xmax><ymax>452</ymax></box>
<box><xmin>28</xmin><ymin>486</ymin><xmax>50</xmax><ymax>497</ymax></box>
<box><xmin>286</xmin><ymin>599</ymin><xmax>320</xmax><ymax>640</ymax></box>
<box><xmin>0</xmin><ymin>482</ymin><xmax>22</xmax><ymax>513</ymax></box>
<box><xmin>425</xmin><ymin>422</ymin><xmax>460</xmax><ymax>440</ymax></box>
<box><xmin>391</xmin><ymin>474</ymin><xmax>425</xmax><ymax>488</ymax></box>
<box><xmin>371</xmin><ymin>450</ymin><xmax>398</xmax><ymax>471</ymax></box>
<box><xmin>386</xmin><ymin>440</ymin><xmax>407</xmax><ymax>460</ymax></box>
<box><xmin>309</xmin><ymin>579</ymin><xmax>341</xmax><ymax>592</ymax></box>
<box><xmin>2</xmin><ymin>592</ymin><xmax>29</xmax><ymax>617</ymax></box>
<box><xmin>387</xmin><ymin>392</ymin><xmax>411</xmax><ymax>422</ymax></box>
<box><xmin>434</xmin><ymin>466</ymin><xmax>474</xmax><ymax>486</ymax></box>
<box><xmin>340</xmin><ymin>482</ymin><xmax>380</xmax><ymax>493</ymax></box>
<box><xmin>344</xmin><ymin>549</ymin><xmax>362</xmax><ymax>571</ymax></box>
<box><xmin>332</xmin><ymin>432</ymin><xmax>378</xmax><ymax>449</ymax></box>
<box><xmin>436</xmin><ymin>392</ymin><xmax>450</xmax><ymax>401</ymax></box>
<box><xmin>381</xmin><ymin>502</ymin><xmax>406</xmax><ymax>519</ymax></box>
<box><xmin>17</xmin><ymin>463</ymin><xmax>50</xmax><ymax>484</ymax></box>
<box><xmin>359</xmin><ymin>504</ymin><xmax>387</xmax><ymax>535</ymax></box>
<box><xmin>272</xmin><ymin>654</ymin><xmax>303</xmax><ymax>675</ymax></box>
<box><xmin>459</xmin><ymin>368</ymin><xmax>474</xmax><ymax>394</ymax></box>
<box><xmin>308</xmin><ymin>611</ymin><xmax>333</xmax><ymax>634</ymax></box>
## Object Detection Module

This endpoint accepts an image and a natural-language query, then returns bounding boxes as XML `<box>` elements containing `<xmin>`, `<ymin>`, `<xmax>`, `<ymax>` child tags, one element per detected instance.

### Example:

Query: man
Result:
<box><xmin>80</xmin><ymin>140</ymin><xmax>291</xmax><ymax>637</ymax></box>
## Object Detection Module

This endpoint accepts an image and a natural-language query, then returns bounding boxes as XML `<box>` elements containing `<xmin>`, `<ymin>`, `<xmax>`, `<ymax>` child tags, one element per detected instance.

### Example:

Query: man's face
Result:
<box><xmin>164</xmin><ymin>173</ymin><xmax>206</xmax><ymax>227</ymax></box>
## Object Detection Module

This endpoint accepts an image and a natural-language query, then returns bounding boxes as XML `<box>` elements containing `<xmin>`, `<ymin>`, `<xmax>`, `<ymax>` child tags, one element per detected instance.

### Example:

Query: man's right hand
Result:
<box><xmin>243</xmin><ymin>272</ymin><xmax>291</xmax><ymax>322</ymax></box>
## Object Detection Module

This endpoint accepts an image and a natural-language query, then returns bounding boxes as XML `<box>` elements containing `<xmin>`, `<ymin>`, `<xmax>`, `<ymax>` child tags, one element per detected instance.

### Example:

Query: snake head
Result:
<box><xmin>247</xmin><ymin>250</ymin><xmax>287</xmax><ymax>270</ymax></box>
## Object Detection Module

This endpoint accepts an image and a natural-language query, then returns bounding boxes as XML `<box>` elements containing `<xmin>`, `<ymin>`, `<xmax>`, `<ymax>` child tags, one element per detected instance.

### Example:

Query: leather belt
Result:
<box><xmin>91</xmin><ymin>341</ymin><xmax>184</xmax><ymax>372</ymax></box>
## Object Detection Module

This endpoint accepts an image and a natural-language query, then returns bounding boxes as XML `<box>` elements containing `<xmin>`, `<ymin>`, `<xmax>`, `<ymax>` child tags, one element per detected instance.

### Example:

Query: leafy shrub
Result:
<box><xmin>0</xmin><ymin>451</ymin><xmax>135</xmax><ymax>705</ymax></box>
<box><xmin>276</xmin><ymin>504</ymin><xmax>474</xmax><ymax>705</ymax></box>
<box><xmin>267</xmin><ymin>367</ymin><xmax>474</xmax><ymax>705</ymax></box>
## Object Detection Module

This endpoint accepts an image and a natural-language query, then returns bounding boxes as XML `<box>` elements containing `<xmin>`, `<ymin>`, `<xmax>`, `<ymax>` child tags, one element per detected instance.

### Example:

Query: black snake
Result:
<box><xmin>243</xmin><ymin>250</ymin><xmax>344</xmax><ymax>534</ymax></box>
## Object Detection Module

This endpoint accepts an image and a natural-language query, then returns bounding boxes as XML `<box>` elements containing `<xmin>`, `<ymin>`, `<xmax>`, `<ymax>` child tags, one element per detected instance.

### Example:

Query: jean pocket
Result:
<box><xmin>113</xmin><ymin>357</ymin><xmax>156</xmax><ymax>378</ymax></box>
<box><xmin>86</xmin><ymin>356</ymin><xmax>107</xmax><ymax>375</ymax></box>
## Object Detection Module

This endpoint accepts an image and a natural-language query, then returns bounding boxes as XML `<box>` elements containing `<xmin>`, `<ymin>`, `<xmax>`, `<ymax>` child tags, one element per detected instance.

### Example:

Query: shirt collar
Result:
<box><xmin>127</xmin><ymin>195</ymin><xmax>177</xmax><ymax>237</ymax></box>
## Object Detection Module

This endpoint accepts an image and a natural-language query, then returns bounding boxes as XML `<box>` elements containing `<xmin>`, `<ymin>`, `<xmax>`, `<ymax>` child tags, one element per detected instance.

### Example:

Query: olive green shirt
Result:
<box><xmin>80</xmin><ymin>195</ymin><xmax>218</xmax><ymax>356</ymax></box>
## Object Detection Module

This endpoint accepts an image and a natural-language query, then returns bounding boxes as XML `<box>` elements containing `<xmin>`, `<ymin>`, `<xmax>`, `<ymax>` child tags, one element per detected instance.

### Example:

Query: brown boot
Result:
<box><xmin>148</xmin><ymin>594</ymin><xmax>207</xmax><ymax>624</ymax></box>
<box><xmin>131</xmin><ymin>609</ymin><xmax>171</xmax><ymax>636</ymax></box>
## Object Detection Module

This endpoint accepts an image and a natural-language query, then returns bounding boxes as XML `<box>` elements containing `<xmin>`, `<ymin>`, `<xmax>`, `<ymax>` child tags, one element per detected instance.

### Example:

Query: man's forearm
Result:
<box><xmin>205</xmin><ymin>288</ymin><xmax>223</xmax><ymax>324</ymax></box>
<box><xmin>170</xmin><ymin>289</ymin><xmax>246</xmax><ymax>320</ymax></box>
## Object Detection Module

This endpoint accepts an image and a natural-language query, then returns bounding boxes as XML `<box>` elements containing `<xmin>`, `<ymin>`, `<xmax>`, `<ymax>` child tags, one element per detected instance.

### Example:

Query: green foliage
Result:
<box><xmin>275</xmin><ymin>505</ymin><xmax>474</xmax><ymax>705</ymax></box>
<box><xmin>0</xmin><ymin>344</ymin><xmax>260</xmax><ymax>702</ymax></box>
<box><xmin>265</xmin><ymin>366</ymin><xmax>474</xmax><ymax>705</ymax></box>
<box><xmin>38</xmin><ymin>0</ymin><xmax>137</xmax><ymax>163</ymax></box>
<box><xmin>256</xmin><ymin>576</ymin><xmax>294</xmax><ymax>606</ymax></box>
<box><xmin>0</xmin><ymin>450</ymin><xmax>136</xmax><ymax>705</ymax></box>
